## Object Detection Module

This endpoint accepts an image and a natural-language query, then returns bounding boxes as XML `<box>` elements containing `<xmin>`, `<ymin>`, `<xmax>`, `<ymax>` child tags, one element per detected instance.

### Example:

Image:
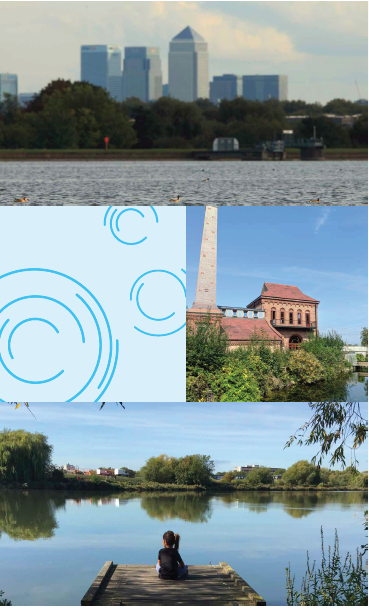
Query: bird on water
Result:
<box><xmin>309</xmin><ymin>198</ymin><xmax>320</xmax><ymax>203</ymax></box>
<box><xmin>14</xmin><ymin>196</ymin><xmax>28</xmax><ymax>202</ymax></box>
<box><xmin>169</xmin><ymin>195</ymin><xmax>180</xmax><ymax>203</ymax></box>
<box><xmin>100</xmin><ymin>402</ymin><xmax>125</xmax><ymax>410</ymax></box>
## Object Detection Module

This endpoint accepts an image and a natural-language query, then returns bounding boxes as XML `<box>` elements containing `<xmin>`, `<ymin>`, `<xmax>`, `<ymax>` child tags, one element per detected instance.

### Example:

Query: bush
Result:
<box><xmin>287</xmin><ymin>350</ymin><xmax>324</xmax><ymax>384</ymax></box>
<box><xmin>283</xmin><ymin>461</ymin><xmax>321</xmax><ymax>486</ymax></box>
<box><xmin>186</xmin><ymin>318</ymin><xmax>228</xmax><ymax>374</ymax></box>
<box><xmin>210</xmin><ymin>359</ymin><xmax>261</xmax><ymax>402</ymax></box>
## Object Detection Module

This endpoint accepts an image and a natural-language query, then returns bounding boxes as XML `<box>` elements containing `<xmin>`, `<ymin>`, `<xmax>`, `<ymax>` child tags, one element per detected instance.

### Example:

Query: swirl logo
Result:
<box><xmin>103</xmin><ymin>206</ymin><xmax>158</xmax><ymax>245</ymax></box>
<box><xmin>130</xmin><ymin>269</ymin><xmax>186</xmax><ymax>337</ymax></box>
<box><xmin>0</xmin><ymin>268</ymin><xmax>119</xmax><ymax>402</ymax></box>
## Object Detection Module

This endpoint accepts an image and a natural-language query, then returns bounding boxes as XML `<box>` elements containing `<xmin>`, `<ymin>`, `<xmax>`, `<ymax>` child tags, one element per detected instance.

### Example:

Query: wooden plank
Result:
<box><xmin>81</xmin><ymin>561</ymin><xmax>114</xmax><ymax>606</ymax></box>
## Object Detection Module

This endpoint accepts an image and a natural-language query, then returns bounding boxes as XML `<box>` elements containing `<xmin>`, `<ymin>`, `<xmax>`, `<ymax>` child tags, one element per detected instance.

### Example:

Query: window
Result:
<box><xmin>254</xmin><ymin>311</ymin><xmax>258</xmax><ymax>318</ymax></box>
<box><xmin>280</xmin><ymin>310</ymin><xmax>285</xmax><ymax>324</ymax></box>
<box><xmin>289</xmin><ymin>312</ymin><xmax>293</xmax><ymax>325</ymax></box>
<box><xmin>271</xmin><ymin>310</ymin><xmax>276</xmax><ymax>322</ymax></box>
<box><xmin>233</xmin><ymin>310</ymin><xmax>237</xmax><ymax>317</ymax></box>
<box><xmin>298</xmin><ymin>312</ymin><xmax>301</xmax><ymax>325</ymax></box>
<box><xmin>306</xmin><ymin>312</ymin><xmax>310</xmax><ymax>326</ymax></box>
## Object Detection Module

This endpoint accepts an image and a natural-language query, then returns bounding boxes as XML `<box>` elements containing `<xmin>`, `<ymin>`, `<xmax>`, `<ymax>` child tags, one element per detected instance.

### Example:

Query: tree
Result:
<box><xmin>186</xmin><ymin>317</ymin><xmax>228</xmax><ymax>374</ymax></box>
<box><xmin>246</xmin><ymin>467</ymin><xmax>274</xmax><ymax>486</ymax></box>
<box><xmin>222</xmin><ymin>471</ymin><xmax>236</xmax><ymax>483</ymax></box>
<box><xmin>282</xmin><ymin>460</ymin><xmax>321</xmax><ymax>486</ymax></box>
<box><xmin>285</xmin><ymin>403</ymin><xmax>368</xmax><ymax>468</ymax></box>
<box><xmin>0</xmin><ymin>590</ymin><xmax>11</xmax><ymax>606</ymax></box>
<box><xmin>175</xmin><ymin>455</ymin><xmax>214</xmax><ymax>486</ymax></box>
<box><xmin>360</xmin><ymin>327</ymin><xmax>368</xmax><ymax>347</ymax></box>
<box><xmin>140</xmin><ymin>454</ymin><xmax>178</xmax><ymax>483</ymax></box>
<box><xmin>120</xmin><ymin>467</ymin><xmax>135</xmax><ymax>478</ymax></box>
<box><xmin>0</xmin><ymin>428</ymin><xmax>53</xmax><ymax>483</ymax></box>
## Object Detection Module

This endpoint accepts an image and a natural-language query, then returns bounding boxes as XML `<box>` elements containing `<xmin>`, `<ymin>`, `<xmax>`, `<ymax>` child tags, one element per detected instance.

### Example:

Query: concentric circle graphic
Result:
<box><xmin>104</xmin><ymin>206</ymin><xmax>159</xmax><ymax>245</ymax></box>
<box><xmin>0</xmin><ymin>268</ymin><xmax>119</xmax><ymax>402</ymax></box>
<box><xmin>130</xmin><ymin>269</ymin><xmax>186</xmax><ymax>337</ymax></box>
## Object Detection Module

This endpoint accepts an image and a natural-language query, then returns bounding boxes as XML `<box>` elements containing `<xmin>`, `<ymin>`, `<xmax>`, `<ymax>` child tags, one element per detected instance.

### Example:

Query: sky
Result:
<box><xmin>0</xmin><ymin>1</ymin><xmax>367</xmax><ymax>102</ymax></box>
<box><xmin>1</xmin><ymin>401</ymin><xmax>367</xmax><ymax>472</ymax></box>
<box><xmin>187</xmin><ymin>206</ymin><xmax>368</xmax><ymax>345</ymax></box>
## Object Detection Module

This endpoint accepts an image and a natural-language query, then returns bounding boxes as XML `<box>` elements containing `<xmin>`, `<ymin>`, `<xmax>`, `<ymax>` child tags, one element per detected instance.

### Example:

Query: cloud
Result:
<box><xmin>315</xmin><ymin>209</ymin><xmax>331</xmax><ymax>233</ymax></box>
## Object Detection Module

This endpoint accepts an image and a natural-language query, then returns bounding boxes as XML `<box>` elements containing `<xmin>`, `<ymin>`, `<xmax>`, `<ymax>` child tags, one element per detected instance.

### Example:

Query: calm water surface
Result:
<box><xmin>1</xmin><ymin>160</ymin><xmax>367</xmax><ymax>205</ymax></box>
<box><xmin>0</xmin><ymin>490</ymin><xmax>367</xmax><ymax>606</ymax></box>
<box><xmin>265</xmin><ymin>372</ymin><xmax>368</xmax><ymax>402</ymax></box>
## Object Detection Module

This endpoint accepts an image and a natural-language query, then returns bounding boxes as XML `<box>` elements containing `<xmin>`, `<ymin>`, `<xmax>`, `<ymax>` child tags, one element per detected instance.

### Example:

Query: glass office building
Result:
<box><xmin>242</xmin><ymin>75</ymin><xmax>288</xmax><ymax>101</ymax></box>
<box><xmin>210</xmin><ymin>74</ymin><xmax>242</xmax><ymax>104</ymax></box>
<box><xmin>169</xmin><ymin>26</ymin><xmax>209</xmax><ymax>102</ymax></box>
<box><xmin>0</xmin><ymin>74</ymin><xmax>18</xmax><ymax>101</ymax></box>
<box><xmin>122</xmin><ymin>47</ymin><xmax>162</xmax><ymax>102</ymax></box>
<box><xmin>81</xmin><ymin>45</ymin><xmax>123</xmax><ymax>101</ymax></box>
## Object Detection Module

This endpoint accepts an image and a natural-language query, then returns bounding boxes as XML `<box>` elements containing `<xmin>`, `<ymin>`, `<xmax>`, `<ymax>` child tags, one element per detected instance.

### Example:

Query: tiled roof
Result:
<box><xmin>221</xmin><ymin>318</ymin><xmax>282</xmax><ymax>341</ymax></box>
<box><xmin>172</xmin><ymin>26</ymin><xmax>205</xmax><ymax>41</ymax></box>
<box><xmin>248</xmin><ymin>282</ymin><xmax>319</xmax><ymax>305</ymax></box>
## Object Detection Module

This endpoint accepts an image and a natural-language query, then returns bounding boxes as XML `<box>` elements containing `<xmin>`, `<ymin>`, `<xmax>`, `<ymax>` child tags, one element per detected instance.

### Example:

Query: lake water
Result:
<box><xmin>1</xmin><ymin>160</ymin><xmax>367</xmax><ymax>206</ymax></box>
<box><xmin>265</xmin><ymin>372</ymin><xmax>368</xmax><ymax>403</ymax></box>
<box><xmin>0</xmin><ymin>489</ymin><xmax>367</xmax><ymax>606</ymax></box>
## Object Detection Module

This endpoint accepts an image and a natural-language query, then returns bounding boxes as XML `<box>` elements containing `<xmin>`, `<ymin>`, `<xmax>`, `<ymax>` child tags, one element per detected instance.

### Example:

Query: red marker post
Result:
<box><xmin>104</xmin><ymin>136</ymin><xmax>109</xmax><ymax>150</ymax></box>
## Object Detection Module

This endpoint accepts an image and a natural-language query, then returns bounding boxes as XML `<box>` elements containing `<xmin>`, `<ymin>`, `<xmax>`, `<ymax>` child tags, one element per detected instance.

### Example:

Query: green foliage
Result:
<box><xmin>186</xmin><ymin>318</ymin><xmax>228</xmax><ymax>374</ymax></box>
<box><xmin>282</xmin><ymin>460</ymin><xmax>321</xmax><ymax>486</ymax></box>
<box><xmin>360</xmin><ymin>327</ymin><xmax>368</xmax><ymax>347</ymax></box>
<box><xmin>175</xmin><ymin>455</ymin><xmax>214</xmax><ymax>486</ymax></box>
<box><xmin>356</xmin><ymin>354</ymin><xmax>368</xmax><ymax>362</ymax></box>
<box><xmin>287</xmin><ymin>350</ymin><xmax>325</xmax><ymax>384</ymax></box>
<box><xmin>119</xmin><ymin>467</ymin><xmax>136</xmax><ymax>478</ymax></box>
<box><xmin>286</xmin><ymin>528</ymin><xmax>368</xmax><ymax>605</ymax></box>
<box><xmin>140</xmin><ymin>455</ymin><xmax>177</xmax><ymax>484</ymax></box>
<box><xmin>302</xmin><ymin>331</ymin><xmax>346</xmax><ymax>380</ymax></box>
<box><xmin>0</xmin><ymin>591</ymin><xmax>11</xmax><ymax>606</ymax></box>
<box><xmin>0</xmin><ymin>428</ymin><xmax>53</xmax><ymax>483</ymax></box>
<box><xmin>285</xmin><ymin>402</ymin><xmax>368</xmax><ymax>468</ymax></box>
<box><xmin>222</xmin><ymin>471</ymin><xmax>236</xmax><ymax>483</ymax></box>
<box><xmin>210</xmin><ymin>358</ymin><xmax>261</xmax><ymax>402</ymax></box>
<box><xmin>245</xmin><ymin>467</ymin><xmax>274</xmax><ymax>486</ymax></box>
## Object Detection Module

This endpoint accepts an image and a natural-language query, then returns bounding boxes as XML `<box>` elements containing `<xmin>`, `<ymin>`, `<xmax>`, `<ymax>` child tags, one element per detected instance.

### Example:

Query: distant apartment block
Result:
<box><xmin>18</xmin><ymin>92</ymin><xmax>36</xmax><ymax>107</ymax></box>
<box><xmin>162</xmin><ymin>83</ymin><xmax>169</xmax><ymax>97</ymax></box>
<box><xmin>169</xmin><ymin>26</ymin><xmax>209</xmax><ymax>102</ymax></box>
<box><xmin>285</xmin><ymin>113</ymin><xmax>362</xmax><ymax>128</ymax></box>
<box><xmin>81</xmin><ymin>45</ymin><xmax>123</xmax><ymax>101</ymax></box>
<box><xmin>235</xmin><ymin>465</ymin><xmax>280</xmax><ymax>474</ymax></box>
<box><xmin>0</xmin><ymin>73</ymin><xmax>18</xmax><ymax>101</ymax></box>
<box><xmin>122</xmin><ymin>47</ymin><xmax>162</xmax><ymax>102</ymax></box>
<box><xmin>210</xmin><ymin>74</ymin><xmax>242</xmax><ymax>104</ymax></box>
<box><xmin>242</xmin><ymin>75</ymin><xmax>288</xmax><ymax>102</ymax></box>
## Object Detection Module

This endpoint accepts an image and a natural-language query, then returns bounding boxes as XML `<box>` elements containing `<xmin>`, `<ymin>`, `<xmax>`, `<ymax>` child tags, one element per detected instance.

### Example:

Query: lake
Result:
<box><xmin>1</xmin><ymin>160</ymin><xmax>367</xmax><ymax>206</ymax></box>
<box><xmin>265</xmin><ymin>372</ymin><xmax>368</xmax><ymax>403</ymax></box>
<box><xmin>0</xmin><ymin>489</ymin><xmax>367</xmax><ymax>606</ymax></box>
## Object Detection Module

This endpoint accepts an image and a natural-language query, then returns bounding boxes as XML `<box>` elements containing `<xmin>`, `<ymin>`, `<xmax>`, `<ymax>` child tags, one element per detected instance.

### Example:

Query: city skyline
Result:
<box><xmin>0</xmin><ymin>1</ymin><xmax>367</xmax><ymax>103</ymax></box>
<box><xmin>1</xmin><ymin>402</ymin><xmax>367</xmax><ymax>471</ymax></box>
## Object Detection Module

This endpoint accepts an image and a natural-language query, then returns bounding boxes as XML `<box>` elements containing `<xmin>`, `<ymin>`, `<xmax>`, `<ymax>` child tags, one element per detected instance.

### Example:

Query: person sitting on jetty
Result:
<box><xmin>156</xmin><ymin>530</ymin><xmax>188</xmax><ymax>580</ymax></box>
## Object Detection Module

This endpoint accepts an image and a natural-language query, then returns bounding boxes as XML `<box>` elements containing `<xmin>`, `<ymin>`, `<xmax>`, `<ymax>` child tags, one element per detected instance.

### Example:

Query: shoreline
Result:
<box><xmin>0</xmin><ymin>149</ymin><xmax>367</xmax><ymax>161</ymax></box>
<box><xmin>0</xmin><ymin>481</ymin><xmax>366</xmax><ymax>492</ymax></box>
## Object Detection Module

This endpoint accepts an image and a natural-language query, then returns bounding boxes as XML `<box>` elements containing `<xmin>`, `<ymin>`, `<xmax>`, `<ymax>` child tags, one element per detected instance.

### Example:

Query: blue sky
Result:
<box><xmin>0</xmin><ymin>1</ymin><xmax>367</xmax><ymax>101</ymax></box>
<box><xmin>1</xmin><ymin>402</ymin><xmax>367</xmax><ymax>472</ymax></box>
<box><xmin>187</xmin><ymin>206</ymin><xmax>368</xmax><ymax>345</ymax></box>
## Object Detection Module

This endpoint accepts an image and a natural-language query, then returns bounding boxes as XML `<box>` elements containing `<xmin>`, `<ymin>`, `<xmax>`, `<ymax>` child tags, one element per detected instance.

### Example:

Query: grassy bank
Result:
<box><xmin>187</xmin><ymin>325</ymin><xmax>351</xmax><ymax>402</ymax></box>
<box><xmin>0</xmin><ymin>148</ymin><xmax>367</xmax><ymax>161</ymax></box>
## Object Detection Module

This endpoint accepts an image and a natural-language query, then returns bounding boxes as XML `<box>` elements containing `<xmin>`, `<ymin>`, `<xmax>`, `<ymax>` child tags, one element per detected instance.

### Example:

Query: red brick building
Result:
<box><xmin>247</xmin><ymin>282</ymin><xmax>319</xmax><ymax>350</ymax></box>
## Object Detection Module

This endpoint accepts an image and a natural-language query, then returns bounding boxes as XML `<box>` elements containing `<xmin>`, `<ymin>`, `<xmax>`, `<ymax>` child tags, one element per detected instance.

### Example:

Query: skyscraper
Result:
<box><xmin>242</xmin><ymin>75</ymin><xmax>288</xmax><ymax>102</ymax></box>
<box><xmin>0</xmin><ymin>74</ymin><xmax>18</xmax><ymax>101</ymax></box>
<box><xmin>122</xmin><ymin>47</ymin><xmax>162</xmax><ymax>102</ymax></box>
<box><xmin>81</xmin><ymin>45</ymin><xmax>123</xmax><ymax>101</ymax></box>
<box><xmin>168</xmin><ymin>26</ymin><xmax>209</xmax><ymax>102</ymax></box>
<box><xmin>210</xmin><ymin>74</ymin><xmax>242</xmax><ymax>104</ymax></box>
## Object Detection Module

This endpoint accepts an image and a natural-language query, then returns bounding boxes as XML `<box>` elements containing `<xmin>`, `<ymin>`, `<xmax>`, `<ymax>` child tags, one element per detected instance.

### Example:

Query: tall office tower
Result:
<box><xmin>0</xmin><ymin>74</ymin><xmax>18</xmax><ymax>101</ymax></box>
<box><xmin>210</xmin><ymin>74</ymin><xmax>242</xmax><ymax>104</ymax></box>
<box><xmin>122</xmin><ymin>47</ymin><xmax>162</xmax><ymax>102</ymax></box>
<box><xmin>168</xmin><ymin>26</ymin><xmax>209</xmax><ymax>101</ymax></box>
<box><xmin>242</xmin><ymin>75</ymin><xmax>288</xmax><ymax>101</ymax></box>
<box><xmin>81</xmin><ymin>45</ymin><xmax>123</xmax><ymax>101</ymax></box>
<box><xmin>18</xmin><ymin>93</ymin><xmax>36</xmax><ymax>107</ymax></box>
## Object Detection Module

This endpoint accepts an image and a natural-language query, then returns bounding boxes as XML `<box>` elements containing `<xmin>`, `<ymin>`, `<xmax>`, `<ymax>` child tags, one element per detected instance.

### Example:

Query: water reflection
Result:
<box><xmin>265</xmin><ymin>372</ymin><xmax>368</xmax><ymax>402</ymax></box>
<box><xmin>0</xmin><ymin>490</ymin><xmax>367</xmax><ymax>542</ymax></box>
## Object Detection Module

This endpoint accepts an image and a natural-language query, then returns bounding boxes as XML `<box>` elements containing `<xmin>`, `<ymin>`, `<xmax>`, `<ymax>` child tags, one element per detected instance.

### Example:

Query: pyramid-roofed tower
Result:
<box><xmin>172</xmin><ymin>26</ymin><xmax>205</xmax><ymax>41</ymax></box>
<box><xmin>169</xmin><ymin>26</ymin><xmax>209</xmax><ymax>101</ymax></box>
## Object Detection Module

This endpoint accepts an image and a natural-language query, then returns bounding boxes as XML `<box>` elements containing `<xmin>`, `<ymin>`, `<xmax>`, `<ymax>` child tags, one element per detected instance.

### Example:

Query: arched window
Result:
<box><xmin>297</xmin><ymin>310</ymin><xmax>302</xmax><ymax>325</ymax></box>
<box><xmin>289</xmin><ymin>310</ymin><xmax>294</xmax><ymax>325</ymax></box>
<box><xmin>280</xmin><ymin>309</ymin><xmax>285</xmax><ymax>324</ymax></box>
<box><xmin>306</xmin><ymin>312</ymin><xmax>310</xmax><ymax>327</ymax></box>
<box><xmin>289</xmin><ymin>335</ymin><xmax>302</xmax><ymax>349</ymax></box>
<box><xmin>271</xmin><ymin>308</ymin><xmax>276</xmax><ymax>325</ymax></box>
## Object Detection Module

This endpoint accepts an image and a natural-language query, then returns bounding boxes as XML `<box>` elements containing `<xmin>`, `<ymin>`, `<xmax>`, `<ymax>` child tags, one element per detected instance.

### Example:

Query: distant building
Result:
<box><xmin>114</xmin><ymin>469</ymin><xmax>129</xmax><ymax>476</ymax></box>
<box><xmin>213</xmin><ymin>138</ymin><xmax>239</xmax><ymax>151</ymax></box>
<box><xmin>96</xmin><ymin>468</ymin><xmax>114</xmax><ymax>476</ymax></box>
<box><xmin>18</xmin><ymin>92</ymin><xmax>36</xmax><ymax>107</ymax></box>
<box><xmin>242</xmin><ymin>75</ymin><xmax>288</xmax><ymax>101</ymax></box>
<box><xmin>169</xmin><ymin>26</ymin><xmax>209</xmax><ymax>102</ymax></box>
<box><xmin>81</xmin><ymin>45</ymin><xmax>123</xmax><ymax>101</ymax></box>
<box><xmin>162</xmin><ymin>83</ymin><xmax>169</xmax><ymax>97</ymax></box>
<box><xmin>285</xmin><ymin>114</ymin><xmax>362</xmax><ymax>128</ymax></box>
<box><xmin>355</xmin><ymin>99</ymin><xmax>368</xmax><ymax>106</ymax></box>
<box><xmin>122</xmin><ymin>47</ymin><xmax>162</xmax><ymax>102</ymax></box>
<box><xmin>210</xmin><ymin>74</ymin><xmax>242</xmax><ymax>104</ymax></box>
<box><xmin>235</xmin><ymin>465</ymin><xmax>281</xmax><ymax>475</ymax></box>
<box><xmin>0</xmin><ymin>73</ymin><xmax>18</xmax><ymax>101</ymax></box>
<box><xmin>63</xmin><ymin>463</ymin><xmax>78</xmax><ymax>473</ymax></box>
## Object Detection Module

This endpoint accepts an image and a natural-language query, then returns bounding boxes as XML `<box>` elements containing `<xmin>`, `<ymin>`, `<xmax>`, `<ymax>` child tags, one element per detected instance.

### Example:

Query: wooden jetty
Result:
<box><xmin>81</xmin><ymin>561</ymin><xmax>266</xmax><ymax>606</ymax></box>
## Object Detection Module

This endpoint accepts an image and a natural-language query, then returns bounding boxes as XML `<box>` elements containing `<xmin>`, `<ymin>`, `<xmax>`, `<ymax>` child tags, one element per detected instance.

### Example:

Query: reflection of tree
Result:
<box><xmin>0</xmin><ymin>491</ymin><xmax>65</xmax><ymax>541</ymax></box>
<box><xmin>140</xmin><ymin>492</ymin><xmax>213</xmax><ymax>523</ymax></box>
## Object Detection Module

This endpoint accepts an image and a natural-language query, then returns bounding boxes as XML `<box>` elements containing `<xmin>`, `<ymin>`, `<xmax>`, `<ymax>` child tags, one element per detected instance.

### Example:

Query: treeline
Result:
<box><xmin>187</xmin><ymin>324</ymin><xmax>351</xmax><ymax>402</ymax></box>
<box><xmin>0</xmin><ymin>79</ymin><xmax>367</xmax><ymax>149</ymax></box>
